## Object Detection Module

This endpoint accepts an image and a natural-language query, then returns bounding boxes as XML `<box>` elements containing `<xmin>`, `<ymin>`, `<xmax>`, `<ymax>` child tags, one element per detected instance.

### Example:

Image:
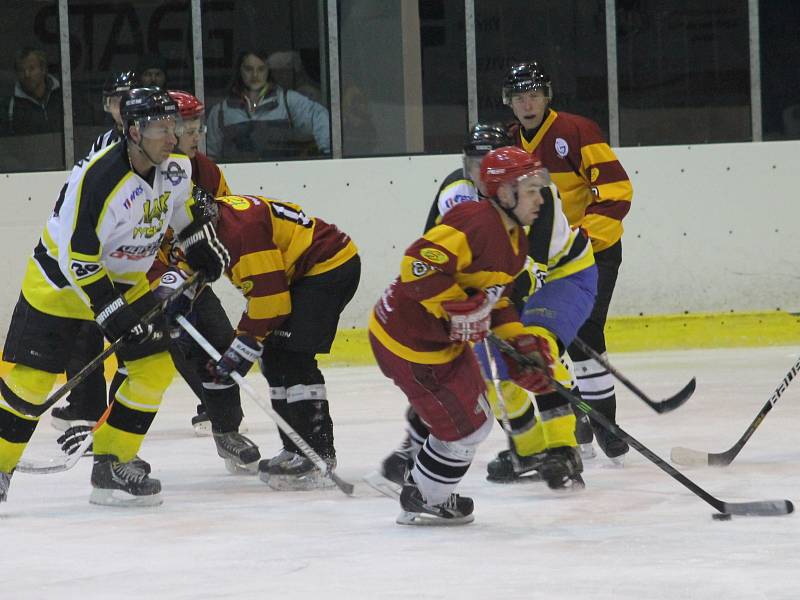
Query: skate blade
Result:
<box><xmin>605</xmin><ymin>454</ymin><xmax>626</xmax><ymax>468</ymax></box>
<box><xmin>579</xmin><ymin>443</ymin><xmax>596</xmax><ymax>460</ymax></box>
<box><xmin>549</xmin><ymin>475</ymin><xmax>586</xmax><ymax>493</ymax></box>
<box><xmin>89</xmin><ymin>488</ymin><xmax>163</xmax><ymax>507</ymax></box>
<box><xmin>486</xmin><ymin>471</ymin><xmax>543</xmax><ymax>484</ymax></box>
<box><xmin>396</xmin><ymin>510</ymin><xmax>474</xmax><ymax>526</ymax></box>
<box><xmin>363</xmin><ymin>471</ymin><xmax>401</xmax><ymax>500</ymax></box>
<box><xmin>259</xmin><ymin>472</ymin><xmax>336</xmax><ymax>492</ymax></box>
<box><xmin>223</xmin><ymin>458</ymin><xmax>259</xmax><ymax>476</ymax></box>
<box><xmin>192</xmin><ymin>421</ymin><xmax>213</xmax><ymax>437</ymax></box>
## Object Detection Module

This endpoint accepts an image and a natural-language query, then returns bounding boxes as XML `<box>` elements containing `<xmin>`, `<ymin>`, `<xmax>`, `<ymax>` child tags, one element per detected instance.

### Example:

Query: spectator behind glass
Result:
<box><xmin>206</xmin><ymin>49</ymin><xmax>330</xmax><ymax>162</ymax></box>
<box><xmin>1</xmin><ymin>47</ymin><xmax>63</xmax><ymax>136</ymax></box>
<box><xmin>137</xmin><ymin>53</ymin><xmax>168</xmax><ymax>89</ymax></box>
<box><xmin>266</xmin><ymin>50</ymin><xmax>321</xmax><ymax>103</ymax></box>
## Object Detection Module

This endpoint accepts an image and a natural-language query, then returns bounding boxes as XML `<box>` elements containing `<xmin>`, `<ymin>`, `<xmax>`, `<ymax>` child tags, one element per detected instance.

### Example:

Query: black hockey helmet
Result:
<box><xmin>103</xmin><ymin>71</ymin><xmax>139</xmax><ymax>98</ymax></box>
<box><xmin>463</xmin><ymin>123</ymin><xmax>512</xmax><ymax>156</ymax></box>
<box><xmin>502</xmin><ymin>62</ymin><xmax>552</xmax><ymax>106</ymax></box>
<box><xmin>120</xmin><ymin>87</ymin><xmax>180</xmax><ymax>137</ymax></box>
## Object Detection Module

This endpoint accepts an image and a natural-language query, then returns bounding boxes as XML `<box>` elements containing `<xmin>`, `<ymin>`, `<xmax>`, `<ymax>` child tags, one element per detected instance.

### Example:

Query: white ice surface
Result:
<box><xmin>4</xmin><ymin>346</ymin><xmax>800</xmax><ymax>599</ymax></box>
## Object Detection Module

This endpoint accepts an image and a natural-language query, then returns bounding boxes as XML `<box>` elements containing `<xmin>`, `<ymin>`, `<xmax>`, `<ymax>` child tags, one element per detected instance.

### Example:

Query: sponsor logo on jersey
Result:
<box><xmin>160</xmin><ymin>271</ymin><xmax>180</xmax><ymax>286</ymax></box>
<box><xmin>162</xmin><ymin>161</ymin><xmax>188</xmax><ymax>185</ymax></box>
<box><xmin>590</xmin><ymin>167</ymin><xmax>600</xmax><ymax>182</ymax></box>
<box><xmin>219</xmin><ymin>196</ymin><xmax>251</xmax><ymax>211</ymax></box>
<box><xmin>110</xmin><ymin>240</ymin><xmax>162</xmax><ymax>260</ymax></box>
<box><xmin>411</xmin><ymin>260</ymin><xmax>430</xmax><ymax>277</ymax></box>
<box><xmin>124</xmin><ymin>185</ymin><xmax>144</xmax><ymax>209</ymax></box>
<box><xmin>443</xmin><ymin>194</ymin><xmax>475</xmax><ymax>211</ymax></box>
<box><xmin>555</xmin><ymin>137</ymin><xmax>569</xmax><ymax>158</ymax></box>
<box><xmin>239</xmin><ymin>280</ymin><xmax>254</xmax><ymax>295</ymax></box>
<box><xmin>419</xmin><ymin>248</ymin><xmax>448</xmax><ymax>264</ymax></box>
<box><xmin>70</xmin><ymin>259</ymin><xmax>102</xmax><ymax>280</ymax></box>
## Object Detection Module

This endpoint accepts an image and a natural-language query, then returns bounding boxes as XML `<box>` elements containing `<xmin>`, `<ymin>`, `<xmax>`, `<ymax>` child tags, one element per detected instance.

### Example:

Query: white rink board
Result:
<box><xmin>0</xmin><ymin>141</ymin><xmax>798</xmax><ymax>336</ymax></box>
<box><xmin>3</xmin><ymin>346</ymin><xmax>800</xmax><ymax>599</ymax></box>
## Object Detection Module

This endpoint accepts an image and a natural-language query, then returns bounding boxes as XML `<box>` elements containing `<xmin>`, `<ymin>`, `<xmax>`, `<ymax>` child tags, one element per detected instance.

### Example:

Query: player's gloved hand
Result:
<box><xmin>178</xmin><ymin>221</ymin><xmax>230</xmax><ymax>282</ymax></box>
<box><xmin>94</xmin><ymin>295</ymin><xmax>154</xmax><ymax>344</ymax></box>
<box><xmin>502</xmin><ymin>332</ymin><xmax>556</xmax><ymax>394</ymax></box>
<box><xmin>207</xmin><ymin>335</ymin><xmax>263</xmax><ymax>385</ymax></box>
<box><xmin>57</xmin><ymin>425</ymin><xmax>93</xmax><ymax>456</ymax></box>
<box><xmin>442</xmin><ymin>291</ymin><xmax>491</xmax><ymax>342</ymax></box>
<box><xmin>153</xmin><ymin>269</ymin><xmax>199</xmax><ymax>333</ymax></box>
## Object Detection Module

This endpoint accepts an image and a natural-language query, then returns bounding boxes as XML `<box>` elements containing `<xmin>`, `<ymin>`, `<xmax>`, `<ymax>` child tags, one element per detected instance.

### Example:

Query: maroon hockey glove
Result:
<box><xmin>502</xmin><ymin>334</ymin><xmax>555</xmax><ymax>394</ymax></box>
<box><xmin>442</xmin><ymin>291</ymin><xmax>491</xmax><ymax>342</ymax></box>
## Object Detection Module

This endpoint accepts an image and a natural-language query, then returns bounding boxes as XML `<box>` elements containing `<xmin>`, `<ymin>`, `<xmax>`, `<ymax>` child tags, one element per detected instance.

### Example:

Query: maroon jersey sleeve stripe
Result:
<box><xmin>585</xmin><ymin>198</ymin><xmax>631</xmax><ymax>220</ymax></box>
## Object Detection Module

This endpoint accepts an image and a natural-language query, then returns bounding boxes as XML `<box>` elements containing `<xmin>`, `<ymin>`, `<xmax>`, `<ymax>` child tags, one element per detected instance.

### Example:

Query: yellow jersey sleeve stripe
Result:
<box><xmin>231</xmin><ymin>249</ymin><xmax>285</xmax><ymax>281</ymax></box>
<box><xmin>422</xmin><ymin>224</ymin><xmax>472</xmax><ymax>271</ymax></box>
<box><xmin>247</xmin><ymin>291</ymin><xmax>292</xmax><ymax>320</ymax></box>
<box><xmin>368</xmin><ymin>311</ymin><xmax>465</xmax><ymax>365</ymax></box>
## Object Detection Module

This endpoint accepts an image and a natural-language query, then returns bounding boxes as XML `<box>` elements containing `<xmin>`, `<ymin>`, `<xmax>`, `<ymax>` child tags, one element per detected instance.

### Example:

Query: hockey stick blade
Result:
<box><xmin>488</xmin><ymin>333</ymin><xmax>794</xmax><ymax>518</ymax></box>
<box><xmin>175</xmin><ymin>315</ymin><xmax>355</xmax><ymax>496</ymax></box>
<box><xmin>16</xmin><ymin>431</ymin><xmax>93</xmax><ymax>474</ymax></box>
<box><xmin>671</xmin><ymin>355</ymin><xmax>800</xmax><ymax>468</ymax></box>
<box><xmin>722</xmin><ymin>500</ymin><xmax>794</xmax><ymax>517</ymax></box>
<box><xmin>571</xmin><ymin>336</ymin><xmax>695</xmax><ymax>414</ymax></box>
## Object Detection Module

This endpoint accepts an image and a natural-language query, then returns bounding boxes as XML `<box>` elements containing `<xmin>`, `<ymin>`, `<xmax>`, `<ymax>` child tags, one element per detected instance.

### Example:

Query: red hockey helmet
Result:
<box><xmin>479</xmin><ymin>146</ymin><xmax>543</xmax><ymax>197</ymax></box>
<box><xmin>167</xmin><ymin>90</ymin><xmax>205</xmax><ymax>120</ymax></box>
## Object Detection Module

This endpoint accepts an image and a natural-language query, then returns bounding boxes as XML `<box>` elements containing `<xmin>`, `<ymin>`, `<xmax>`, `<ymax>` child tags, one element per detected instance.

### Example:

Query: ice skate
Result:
<box><xmin>538</xmin><ymin>446</ymin><xmax>585</xmax><ymax>491</ymax></box>
<box><xmin>594</xmin><ymin>426</ymin><xmax>629</xmax><ymax>466</ymax></box>
<box><xmin>396</xmin><ymin>477</ymin><xmax>474</xmax><ymax>526</ymax></box>
<box><xmin>89</xmin><ymin>454</ymin><xmax>162</xmax><ymax>507</ymax></box>
<box><xmin>214</xmin><ymin>431</ymin><xmax>260</xmax><ymax>475</ymax></box>
<box><xmin>575</xmin><ymin>414</ymin><xmax>596</xmax><ymax>460</ymax></box>
<box><xmin>258</xmin><ymin>450</ymin><xmax>336</xmax><ymax>491</ymax></box>
<box><xmin>486</xmin><ymin>448</ymin><xmax>544</xmax><ymax>483</ymax></box>
<box><xmin>191</xmin><ymin>405</ymin><xmax>212</xmax><ymax>436</ymax></box>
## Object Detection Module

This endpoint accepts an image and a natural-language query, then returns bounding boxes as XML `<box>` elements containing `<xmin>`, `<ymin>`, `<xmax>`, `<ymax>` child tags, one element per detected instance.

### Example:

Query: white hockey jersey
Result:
<box><xmin>22</xmin><ymin>139</ymin><xmax>195</xmax><ymax>319</ymax></box>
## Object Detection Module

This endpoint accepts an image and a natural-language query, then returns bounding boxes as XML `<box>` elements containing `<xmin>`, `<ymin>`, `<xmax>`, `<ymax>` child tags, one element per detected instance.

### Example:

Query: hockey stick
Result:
<box><xmin>571</xmin><ymin>336</ymin><xmax>695</xmax><ymax>414</ymax></box>
<box><xmin>175</xmin><ymin>315</ymin><xmax>355</xmax><ymax>496</ymax></box>
<box><xmin>21</xmin><ymin>272</ymin><xmax>202</xmax><ymax>418</ymax></box>
<box><xmin>671</xmin><ymin>354</ymin><xmax>800</xmax><ymax>467</ymax></box>
<box><xmin>16</xmin><ymin>403</ymin><xmax>113</xmax><ymax>474</ymax></box>
<box><xmin>482</xmin><ymin>339</ymin><xmax>522</xmax><ymax>473</ymax></box>
<box><xmin>489</xmin><ymin>332</ymin><xmax>794</xmax><ymax>517</ymax></box>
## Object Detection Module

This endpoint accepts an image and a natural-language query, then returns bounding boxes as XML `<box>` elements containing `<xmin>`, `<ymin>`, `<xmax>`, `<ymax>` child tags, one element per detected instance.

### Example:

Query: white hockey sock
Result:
<box><xmin>573</xmin><ymin>357</ymin><xmax>615</xmax><ymax>402</ymax></box>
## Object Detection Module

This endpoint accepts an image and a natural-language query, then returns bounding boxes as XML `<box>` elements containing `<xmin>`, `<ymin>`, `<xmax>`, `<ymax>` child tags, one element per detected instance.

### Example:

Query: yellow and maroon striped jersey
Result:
<box><xmin>369</xmin><ymin>200</ymin><xmax>528</xmax><ymax>365</ymax></box>
<box><xmin>510</xmin><ymin>110</ymin><xmax>633</xmax><ymax>252</ymax></box>
<box><xmin>216</xmin><ymin>194</ymin><xmax>357</xmax><ymax>340</ymax></box>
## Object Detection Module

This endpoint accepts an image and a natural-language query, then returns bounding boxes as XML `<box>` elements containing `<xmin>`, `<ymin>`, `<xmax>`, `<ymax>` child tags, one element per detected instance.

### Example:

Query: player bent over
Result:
<box><xmin>0</xmin><ymin>88</ymin><xmax>228</xmax><ymax>506</ymax></box>
<box><xmin>369</xmin><ymin>147</ymin><xmax>569</xmax><ymax>524</ymax></box>
<box><xmin>190</xmin><ymin>193</ymin><xmax>360</xmax><ymax>491</ymax></box>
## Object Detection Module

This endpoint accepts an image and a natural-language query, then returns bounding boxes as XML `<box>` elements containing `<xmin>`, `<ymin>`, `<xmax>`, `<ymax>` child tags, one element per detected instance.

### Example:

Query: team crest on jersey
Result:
<box><xmin>135</xmin><ymin>192</ymin><xmax>171</xmax><ymax>238</ymax></box>
<box><xmin>555</xmin><ymin>137</ymin><xmax>569</xmax><ymax>158</ymax></box>
<box><xmin>411</xmin><ymin>260</ymin><xmax>430</xmax><ymax>277</ymax></box>
<box><xmin>239</xmin><ymin>280</ymin><xmax>254</xmax><ymax>295</ymax></box>
<box><xmin>69</xmin><ymin>259</ymin><xmax>101</xmax><ymax>280</ymax></box>
<box><xmin>419</xmin><ymin>248</ymin><xmax>448</xmax><ymax>264</ymax></box>
<box><xmin>162</xmin><ymin>161</ymin><xmax>188</xmax><ymax>185</ymax></box>
<box><xmin>219</xmin><ymin>196</ymin><xmax>251</xmax><ymax>211</ymax></box>
<box><xmin>590</xmin><ymin>167</ymin><xmax>600</xmax><ymax>182</ymax></box>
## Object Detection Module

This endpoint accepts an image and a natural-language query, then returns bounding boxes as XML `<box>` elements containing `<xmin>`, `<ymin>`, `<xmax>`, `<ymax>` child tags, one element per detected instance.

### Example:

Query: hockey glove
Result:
<box><xmin>502</xmin><ymin>332</ymin><xmax>556</xmax><ymax>394</ymax></box>
<box><xmin>153</xmin><ymin>268</ymin><xmax>199</xmax><ymax>333</ymax></box>
<box><xmin>178</xmin><ymin>221</ymin><xmax>230</xmax><ymax>283</ymax></box>
<box><xmin>94</xmin><ymin>295</ymin><xmax>154</xmax><ymax>345</ymax></box>
<box><xmin>208</xmin><ymin>335</ymin><xmax>263</xmax><ymax>385</ymax></box>
<box><xmin>57</xmin><ymin>425</ymin><xmax>93</xmax><ymax>456</ymax></box>
<box><xmin>442</xmin><ymin>291</ymin><xmax>491</xmax><ymax>342</ymax></box>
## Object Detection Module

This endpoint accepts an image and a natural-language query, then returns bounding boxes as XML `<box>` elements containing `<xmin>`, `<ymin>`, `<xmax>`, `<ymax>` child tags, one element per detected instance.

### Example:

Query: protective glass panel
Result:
<box><xmin>0</xmin><ymin>0</ymin><xmax>64</xmax><ymax>173</ymax></box>
<box><xmin>617</xmin><ymin>0</ymin><xmax>751</xmax><ymax>145</ymax></box>
<box><xmin>759</xmin><ymin>1</ymin><xmax>800</xmax><ymax>141</ymax></box>
<box><xmin>201</xmin><ymin>0</ymin><xmax>331</xmax><ymax>163</ymax></box>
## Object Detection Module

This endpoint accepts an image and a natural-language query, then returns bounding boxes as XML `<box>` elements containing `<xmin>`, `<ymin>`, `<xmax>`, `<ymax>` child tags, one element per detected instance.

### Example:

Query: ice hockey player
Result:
<box><xmin>371</xmin><ymin>122</ymin><xmax>512</xmax><ymax>489</ymax></box>
<box><xmin>503</xmin><ymin>61</ymin><xmax>633</xmax><ymax>463</ymax></box>
<box><xmin>194</xmin><ymin>193</ymin><xmax>360</xmax><ymax>491</ymax></box>
<box><xmin>0</xmin><ymin>87</ymin><xmax>229</xmax><ymax>506</ymax></box>
<box><xmin>50</xmin><ymin>70</ymin><xmax>140</xmax><ymax>432</ymax></box>
<box><xmin>369</xmin><ymin>146</ymin><xmax>579</xmax><ymax>525</ymax></box>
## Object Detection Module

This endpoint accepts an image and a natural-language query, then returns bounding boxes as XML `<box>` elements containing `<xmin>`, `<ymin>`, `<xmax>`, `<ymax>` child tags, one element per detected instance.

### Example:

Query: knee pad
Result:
<box><xmin>120</xmin><ymin>352</ymin><xmax>176</xmax><ymax>409</ymax></box>
<box><xmin>486</xmin><ymin>380</ymin><xmax>532</xmax><ymax>420</ymax></box>
<box><xmin>1</xmin><ymin>366</ymin><xmax>58</xmax><ymax>417</ymax></box>
<box><xmin>286</xmin><ymin>383</ymin><xmax>326</xmax><ymax>403</ymax></box>
<box><xmin>428</xmin><ymin>408</ymin><xmax>492</xmax><ymax>463</ymax></box>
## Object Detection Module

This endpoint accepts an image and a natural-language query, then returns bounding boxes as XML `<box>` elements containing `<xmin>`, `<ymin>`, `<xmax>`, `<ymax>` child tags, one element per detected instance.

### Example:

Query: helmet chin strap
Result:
<box><xmin>132</xmin><ymin>135</ymin><xmax>161</xmax><ymax>168</ymax></box>
<box><xmin>494</xmin><ymin>189</ymin><xmax>523</xmax><ymax>226</ymax></box>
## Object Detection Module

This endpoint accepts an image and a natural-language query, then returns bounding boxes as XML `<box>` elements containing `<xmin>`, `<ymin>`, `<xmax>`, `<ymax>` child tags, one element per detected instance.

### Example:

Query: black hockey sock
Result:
<box><xmin>201</xmin><ymin>385</ymin><xmax>243</xmax><ymax>434</ymax></box>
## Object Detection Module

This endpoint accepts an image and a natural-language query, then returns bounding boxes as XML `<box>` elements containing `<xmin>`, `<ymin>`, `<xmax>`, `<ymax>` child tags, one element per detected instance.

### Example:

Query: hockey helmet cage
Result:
<box><xmin>463</xmin><ymin>123</ymin><xmax>512</xmax><ymax>156</ymax></box>
<box><xmin>168</xmin><ymin>90</ymin><xmax>205</xmax><ymax>120</ymax></box>
<box><xmin>502</xmin><ymin>62</ymin><xmax>552</xmax><ymax>106</ymax></box>
<box><xmin>480</xmin><ymin>146</ymin><xmax>547</xmax><ymax>197</ymax></box>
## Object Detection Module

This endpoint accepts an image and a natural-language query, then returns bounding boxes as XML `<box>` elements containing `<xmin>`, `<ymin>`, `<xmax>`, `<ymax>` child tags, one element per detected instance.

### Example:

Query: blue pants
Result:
<box><xmin>477</xmin><ymin>265</ymin><xmax>598</xmax><ymax>380</ymax></box>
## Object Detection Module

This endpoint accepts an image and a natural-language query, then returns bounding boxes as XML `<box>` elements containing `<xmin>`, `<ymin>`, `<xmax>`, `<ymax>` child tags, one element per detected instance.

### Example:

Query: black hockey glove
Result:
<box><xmin>178</xmin><ymin>221</ymin><xmax>230</xmax><ymax>283</ymax></box>
<box><xmin>57</xmin><ymin>425</ymin><xmax>93</xmax><ymax>456</ymax></box>
<box><xmin>208</xmin><ymin>335</ymin><xmax>263</xmax><ymax>385</ymax></box>
<box><xmin>94</xmin><ymin>295</ymin><xmax>154</xmax><ymax>344</ymax></box>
